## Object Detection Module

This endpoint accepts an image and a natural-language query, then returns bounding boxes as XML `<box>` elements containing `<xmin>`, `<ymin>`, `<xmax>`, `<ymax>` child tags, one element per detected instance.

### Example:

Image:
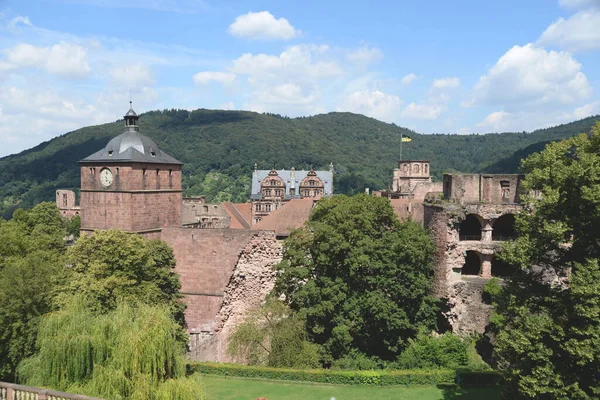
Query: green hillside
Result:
<box><xmin>1</xmin><ymin>109</ymin><xmax>598</xmax><ymax>218</ymax></box>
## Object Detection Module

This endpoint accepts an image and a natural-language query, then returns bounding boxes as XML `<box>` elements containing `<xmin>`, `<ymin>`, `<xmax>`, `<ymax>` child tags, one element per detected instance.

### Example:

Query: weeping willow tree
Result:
<box><xmin>19</xmin><ymin>298</ymin><xmax>204</xmax><ymax>400</ymax></box>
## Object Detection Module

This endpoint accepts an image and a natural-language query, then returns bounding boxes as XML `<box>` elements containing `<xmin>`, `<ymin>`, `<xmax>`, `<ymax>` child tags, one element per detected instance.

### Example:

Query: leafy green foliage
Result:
<box><xmin>493</xmin><ymin>122</ymin><xmax>600</xmax><ymax>399</ymax></box>
<box><xmin>227</xmin><ymin>299</ymin><xmax>320</xmax><ymax>369</ymax></box>
<box><xmin>0</xmin><ymin>202</ymin><xmax>67</xmax><ymax>380</ymax></box>
<box><xmin>1</xmin><ymin>109</ymin><xmax>597</xmax><ymax>218</ymax></box>
<box><xmin>55</xmin><ymin>230</ymin><xmax>186</xmax><ymax>326</ymax></box>
<box><xmin>19</xmin><ymin>299</ymin><xmax>204</xmax><ymax>400</ymax></box>
<box><xmin>188</xmin><ymin>362</ymin><xmax>457</xmax><ymax>386</ymax></box>
<box><xmin>482</xmin><ymin>278</ymin><xmax>503</xmax><ymax>304</ymax></box>
<box><xmin>395</xmin><ymin>333</ymin><xmax>471</xmax><ymax>370</ymax></box>
<box><xmin>275</xmin><ymin>194</ymin><xmax>437</xmax><ymax>363</ymax></box>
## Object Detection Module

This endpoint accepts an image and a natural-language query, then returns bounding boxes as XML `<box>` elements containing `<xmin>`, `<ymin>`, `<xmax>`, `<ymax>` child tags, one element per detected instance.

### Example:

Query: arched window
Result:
<box><xmin>402</xmin><ymin>164</ymin><xmax>408</xmax><ymax>172</ymax></box>
<box><xmin>459</xmin><ymin>214</ymin><xmax>482</xmax><ymax>241</ymax></box>
<box><xmin>462</xmin><ymin>251</ymin><xmax>481</xmax><ymax>276</ymax></box>
<box><xmin>424</xmin><ymin>164</ymin><xmax>429</xmax><ymax>174</ymax></box>
<box><xmin>413</xmin><ymin>164</ymin><xmax>420</xmax><ymax>174</ymax></box>
<box><xmin>492</xmin><ymin>214</ymin><xmax>517</xmax><ymax>241</ymax></box>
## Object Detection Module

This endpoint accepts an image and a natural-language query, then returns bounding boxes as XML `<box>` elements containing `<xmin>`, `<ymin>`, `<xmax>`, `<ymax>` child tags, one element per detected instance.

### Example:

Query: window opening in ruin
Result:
<box><xmin>459</xmin><ymin>214</ymin><xmax>482</xmax><ymax>240</ymax></box>
<box><xmin>491</xmin><ymin>256</ymin><xmax>517</xmax><ymax>278</ymax></box>
<box><xmin>63</xmin><ymin>194</ymin><xmax>68</xmax><ymax>207</ymax></box>
<box><xmin>500</xmin><ymin>181</ymin><xmax>511</xmax><ymax>202</ymax></box>
<box><xmin>462</xmin><ymin>251</ymin><xmax>481</xmax><ymax>276</ymax></box>
<box><xmin>492</xmin><ymin>213</ymin><xmax>517</xmax><ymax>241</ymax></box>
<box><xmin>203</xmin><ymin>206</ymin><xmax>208</xmax><ymax>213</ymax></box>
<box><xmin>265</xmin><ymin>204</ymin><xmax>271</xmax><ymax>212</ymax></box>
<box><xmin>413</xmin><ymin>164</ymin><xmax>420</xmax><ymax>174</ymax></box>
<box><xmin>424</xmin><ymin>164</ymin><xmax>429</xmax><ymax>174</ymax></box>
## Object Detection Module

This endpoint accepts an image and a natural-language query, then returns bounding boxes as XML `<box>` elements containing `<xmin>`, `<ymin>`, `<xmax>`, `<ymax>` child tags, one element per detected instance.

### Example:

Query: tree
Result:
<box><xmin>493</xmin><ymin>122</ymin><xmax>600</xmax><ymax>399</ymax></box>
<box><xmin>0</xmin><ymin>203</ymin><xmax>67</xmax><ymax>381</ymax></box>
<box><xmin>55</xmin><ymin>230</ymin><xmax>186</xmax><ymax>325</ymax></box>
<box><xmin>19</xmin><ymin>298</ymin><xmax>203</xmax><ymax>400</ymax></box>
<box><xmin>275</xmin><ymin>194</ymin><xmax>437</xmax><ymax>363</ymax></box>
<box><xmin>227</xmin><ymin>298</ymin><xmax>320</xmax><ymax>368</ymax></box>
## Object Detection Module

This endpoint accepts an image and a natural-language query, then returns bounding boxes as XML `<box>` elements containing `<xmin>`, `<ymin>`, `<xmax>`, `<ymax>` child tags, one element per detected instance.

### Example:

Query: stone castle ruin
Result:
<box><xmin>57</xmin><ymin>105</ymin><xmax>524</xmax><ymax>359</ymax></box>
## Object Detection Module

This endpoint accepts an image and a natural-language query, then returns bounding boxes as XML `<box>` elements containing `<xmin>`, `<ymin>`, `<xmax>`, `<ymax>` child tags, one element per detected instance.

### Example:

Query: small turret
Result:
<box><xmin>124</xmin><ymin>101</ymin><xmax>139</xmax><ymax>131</ymax></box>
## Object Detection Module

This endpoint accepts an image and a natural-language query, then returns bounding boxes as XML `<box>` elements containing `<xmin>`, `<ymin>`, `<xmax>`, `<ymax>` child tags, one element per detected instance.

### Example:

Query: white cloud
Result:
<box><xmin>400</xmin><ymin>73</ymin><xmax>418</xmax><ymax>85</ymax></box>
<box><xmin>193</xmin><ymin>71</ymin><xmax>236</xmax><ymax>85</ymax></box>
<box><xmin>432</xmin><ymin>77</ymin><xmax>461</xmax><ymax>89</ymax></box>
<box><xmin>337</xmin><ymin>90</ymin><xmax>403</xmax><ymax>123</ymax></box>
<box><xmin>228</xmin><ymin>11</ymin><xmax>299</xmax><ymax>40</ymax></box>
<box><xmin>559</xmin><ymin>0</ymin><xmax>600</xmax><ymax>8</ymax></box>
<box><xmin>345</xmin><ymin>46</ymin><xmax>383</xmax><ymax>66</ymax></box>
<box><xmin>231</xmin><ymin>45</ymin><xmax>341</xmax><ymax>80</ymax></box>
<box><xmin>7</xmin><ymin>15</ymin><xmax>33</xmax><ymax>30</ymax></box>
<box><xmin>0</xmin><ymin>61</ymin><xmax>15</xmax><ymax>72</ymax></box>
<box><xmin>468</xmin><ymin>44</ymin><xmax>591</xmax><ymax>110</ymax></box>
<box><xmin>475</xmin><ymin>101</ymin><xmax>600</xmax><ymax>133</ymax></box>
<box><xmin>219</xmin><ymin>101</ymin><xmax>236</xmax><ymax>110</ymax></box>
<box><xmin>402</xmin><ymin>102</ymin><xmax>446</xmax><ymax>120</ymax></box>
<box><xmin>109</xmin><ymin>63</ymin><xmax>155</xmax><ymax>87</ymax></box>
<box><xmin>538</xmin><ymin>9</ymin><xmax>600</xmax><ymax>52</ymax></box>
<box><xmin>5</xmin><ymin>42</ymin><xmax>91</xmax><ymax>79</ymax></box>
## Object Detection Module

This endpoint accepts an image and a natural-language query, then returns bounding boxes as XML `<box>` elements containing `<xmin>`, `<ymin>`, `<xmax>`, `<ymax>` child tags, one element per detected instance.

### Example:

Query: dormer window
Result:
<box><xmin>150</xmin><ymin>149</ymin><xmax>156</xmax><ymax>157</ymax></box>
<box><xmin>108</xmin><ymin>150</ymin><xmax>113</xmax><ymax>156</ymax></box>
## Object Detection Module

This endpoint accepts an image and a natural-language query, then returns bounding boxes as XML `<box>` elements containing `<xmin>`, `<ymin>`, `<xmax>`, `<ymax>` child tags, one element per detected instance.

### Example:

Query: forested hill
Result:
<box><xmin>1</xmin><ymin>108</ymin><xmax>598</xmax><ymax>218</ymax></box>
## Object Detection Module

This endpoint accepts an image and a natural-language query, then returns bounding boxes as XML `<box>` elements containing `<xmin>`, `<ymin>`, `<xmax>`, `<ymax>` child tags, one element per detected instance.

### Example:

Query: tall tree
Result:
<box><xmin>55</xmin><ymin>230</ymin><xmax>186</xmax><ymax>325</ymax></box>
<box><xmin>19</xmin><ymin>299</ymin><xmax>203</xmax><ymax>400</ymax></box>
<box><xmin>275</xmin><ymin>194</ymin><xmax>437</xmax><ymax>363</ymax></box>
<box><xmin>493</xmin><ymin>122</ymin><xmax>600</xmax><ymax>399</ymax></box>
<box><xmin>0</xmin><ymin>202</ymin><xmax>66</xmax><ymax>381</ymax></box>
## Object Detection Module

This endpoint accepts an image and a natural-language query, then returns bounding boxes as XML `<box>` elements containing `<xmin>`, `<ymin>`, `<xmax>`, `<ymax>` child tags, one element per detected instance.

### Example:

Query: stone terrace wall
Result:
<box><xmin>189</xmin><ymin>231</ymin><xmax>283</xmax><ymax>362</ymax></box>
<box><xmin>160</xmin><ymin>228</ymin><xmax>258</xmax><ymax>333</ymax></box>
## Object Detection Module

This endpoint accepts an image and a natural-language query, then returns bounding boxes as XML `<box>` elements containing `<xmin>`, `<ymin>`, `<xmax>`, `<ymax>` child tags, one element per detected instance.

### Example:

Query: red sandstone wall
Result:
<box><xmin>160</xmin><ymin>228</ymin><xmax>258</xmax><ymax>332</ymax></box>
<box><xmin>424</xmin><ymin>204</ymin><xmax>450</xmax><ymax>297</ymax></box>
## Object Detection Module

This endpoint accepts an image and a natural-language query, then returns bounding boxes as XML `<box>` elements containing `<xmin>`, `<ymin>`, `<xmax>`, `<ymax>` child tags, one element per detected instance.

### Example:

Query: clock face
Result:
<box><xmin>100</xmin><ymin>168</ymin><xmax>113</xmax><ymax>187</ymax></box>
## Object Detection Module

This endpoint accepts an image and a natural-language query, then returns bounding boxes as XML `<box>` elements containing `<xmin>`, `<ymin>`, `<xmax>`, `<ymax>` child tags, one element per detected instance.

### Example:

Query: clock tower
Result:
<box><xmin>79</xmin><ymin>103</ymin><xmax>183</xmax><ymax>236</ymax></box>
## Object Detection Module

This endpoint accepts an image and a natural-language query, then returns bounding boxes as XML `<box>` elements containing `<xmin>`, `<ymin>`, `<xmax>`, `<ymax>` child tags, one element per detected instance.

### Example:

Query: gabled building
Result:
<box><xmin>250</xmin><ymin>165</ymin><xmax>334</xmax><ymax>224</ymax></box>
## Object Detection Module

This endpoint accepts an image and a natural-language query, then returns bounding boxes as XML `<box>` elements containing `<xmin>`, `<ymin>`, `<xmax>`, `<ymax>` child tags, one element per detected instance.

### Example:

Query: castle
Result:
<box><xmin>58</xmin><ymin>105</ymin><xmax>523</xmax><ymax>359</ymax></box>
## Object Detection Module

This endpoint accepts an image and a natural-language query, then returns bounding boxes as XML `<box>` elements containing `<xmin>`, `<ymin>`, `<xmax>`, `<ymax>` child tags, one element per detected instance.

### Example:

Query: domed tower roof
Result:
<box><xmin>81</xmin><ymin>103</ymin><xmax>182</xmax><ymax>165</ymax></box>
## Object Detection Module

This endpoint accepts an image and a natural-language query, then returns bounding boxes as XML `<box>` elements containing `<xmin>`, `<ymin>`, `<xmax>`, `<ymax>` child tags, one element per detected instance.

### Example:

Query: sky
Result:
<box><xmin>0</xmin><ymin>0</ymin><xmax>599</xmax><ymax>157</ymax></box>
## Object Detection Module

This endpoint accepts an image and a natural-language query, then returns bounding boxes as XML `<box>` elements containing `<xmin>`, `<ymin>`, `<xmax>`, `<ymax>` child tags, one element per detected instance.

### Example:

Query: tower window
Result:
<box><xmin>156</xmin><ymin>169</ymin><xmax>160</xmax><ymax>175</ymax></box>
<box><xmin>143</xmin><ymin>168</ymin><xmax>147</xmax><ymax>176</ymax></box>
<box><xmin>169</xmin><ymin>169</ymin><xmax>172</xmax><ymax>176</ymax></box>
<box><xmin>116</xmin><ymin>168</ymin><xmax>119</xmax><ymax>175</ymax></box>
<box><xmin>108</xmin><ymin>150</ymin><xmax>113</xmax><ymax>156</ymax></box>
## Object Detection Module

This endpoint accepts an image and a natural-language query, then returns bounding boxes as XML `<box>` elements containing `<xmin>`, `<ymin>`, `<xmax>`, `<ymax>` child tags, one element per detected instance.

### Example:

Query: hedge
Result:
<box><xmin>188</xmin><ymin>362</ymin><xmax>456</xmax><ymax>386</ymax></box>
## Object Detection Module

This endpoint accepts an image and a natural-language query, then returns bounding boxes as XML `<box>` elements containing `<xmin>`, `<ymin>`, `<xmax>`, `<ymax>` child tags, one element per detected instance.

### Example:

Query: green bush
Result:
<box><xmin>482</xmin><ymin>277</ymin><xmax>503</xmax><ymax>304</ymax></box>
<box><xmin>188</xmin><ymin>362</ymin><xmax>456</xmax><ymax>386</ymax></box>
<box><xmin>395</xmin><ymin>333</ymin><xmax>470</xmax><ymax>370</ymax></box>
<box><xmin>331</xmin><ymin>349</ymin><xmax>384</xmax><ymax>370</ymax></box>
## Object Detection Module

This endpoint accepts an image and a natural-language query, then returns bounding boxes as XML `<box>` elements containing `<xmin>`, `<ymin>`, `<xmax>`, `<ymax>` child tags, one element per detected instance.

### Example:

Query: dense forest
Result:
<box><xmin>0</xmin><ymin>108</ymin><xmax>598</xmax><ymax>218</ymax></box>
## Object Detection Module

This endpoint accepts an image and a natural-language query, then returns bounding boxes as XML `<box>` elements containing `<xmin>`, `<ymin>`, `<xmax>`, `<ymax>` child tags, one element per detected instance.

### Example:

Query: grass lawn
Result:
<box><xmin>202</xmin><ymin>375</ymin><xmax>501</xmax><ymax>400</ymax></box>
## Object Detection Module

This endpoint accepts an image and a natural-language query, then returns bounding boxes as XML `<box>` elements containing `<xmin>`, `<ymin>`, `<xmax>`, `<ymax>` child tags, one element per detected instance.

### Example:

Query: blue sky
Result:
<box><xmin>0</xmin><ymin>0</ymin><xmax>599</xmax><ymax>157</ymax></box>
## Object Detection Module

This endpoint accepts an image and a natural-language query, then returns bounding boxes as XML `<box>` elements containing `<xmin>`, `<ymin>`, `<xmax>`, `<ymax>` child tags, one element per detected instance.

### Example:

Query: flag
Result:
<box><xmin>401</xmin><ymin>135</ymin><xmax>412</xmax><ymax>142</ymax></box>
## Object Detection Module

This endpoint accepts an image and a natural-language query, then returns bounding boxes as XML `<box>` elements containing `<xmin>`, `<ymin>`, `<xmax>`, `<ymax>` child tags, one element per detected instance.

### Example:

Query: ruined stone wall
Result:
<box><xmin>425</xmin><ymin>202</ymin><xmax>524</xmax><ymax>334</ymax></box>
<box><xmin>56</xmin><ymin>190</ymin><xmax>80</xmax><ymax>218</ymax></box>
<box><xmin>188</xmin><ymin>231</ymin><xmax>283</xmax><ymax>362</ymax></box>
<box><xmin>160</xmin><ymin>228</ymin><xmax>258</xmax><ymax>333</ymax></box>
<box><xmin>445</xmin><ymin>279</ymin><xmax>493</xmax><ymax>334</ymax></box>
<box><xmin>424</xmin><ymin>204</ymin><xmax>450</xmax><ymax>297</ymax></box>
<box><xmin>444</xmin><ymin>174</ymin><xmax>481</xmax><ymax>204</ymax></box>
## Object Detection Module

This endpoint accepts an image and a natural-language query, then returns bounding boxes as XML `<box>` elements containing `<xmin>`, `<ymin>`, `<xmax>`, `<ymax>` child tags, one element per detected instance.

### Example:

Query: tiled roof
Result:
<box><xmin>223</xmin><ymin>202</ymin><xmax>252</xmax><ymax>229</ymax></box>
<box><xmin>255</xmin><ymin>198</ymin><xmax>315</xmax><ymax>237</ymax></box>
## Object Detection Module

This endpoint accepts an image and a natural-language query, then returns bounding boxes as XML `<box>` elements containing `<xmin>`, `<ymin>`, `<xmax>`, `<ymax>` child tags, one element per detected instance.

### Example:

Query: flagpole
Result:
<box><xmin>400</xmin><ymin>132</ymin><xmax>403</xmax><ymax>161</ymax></box>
